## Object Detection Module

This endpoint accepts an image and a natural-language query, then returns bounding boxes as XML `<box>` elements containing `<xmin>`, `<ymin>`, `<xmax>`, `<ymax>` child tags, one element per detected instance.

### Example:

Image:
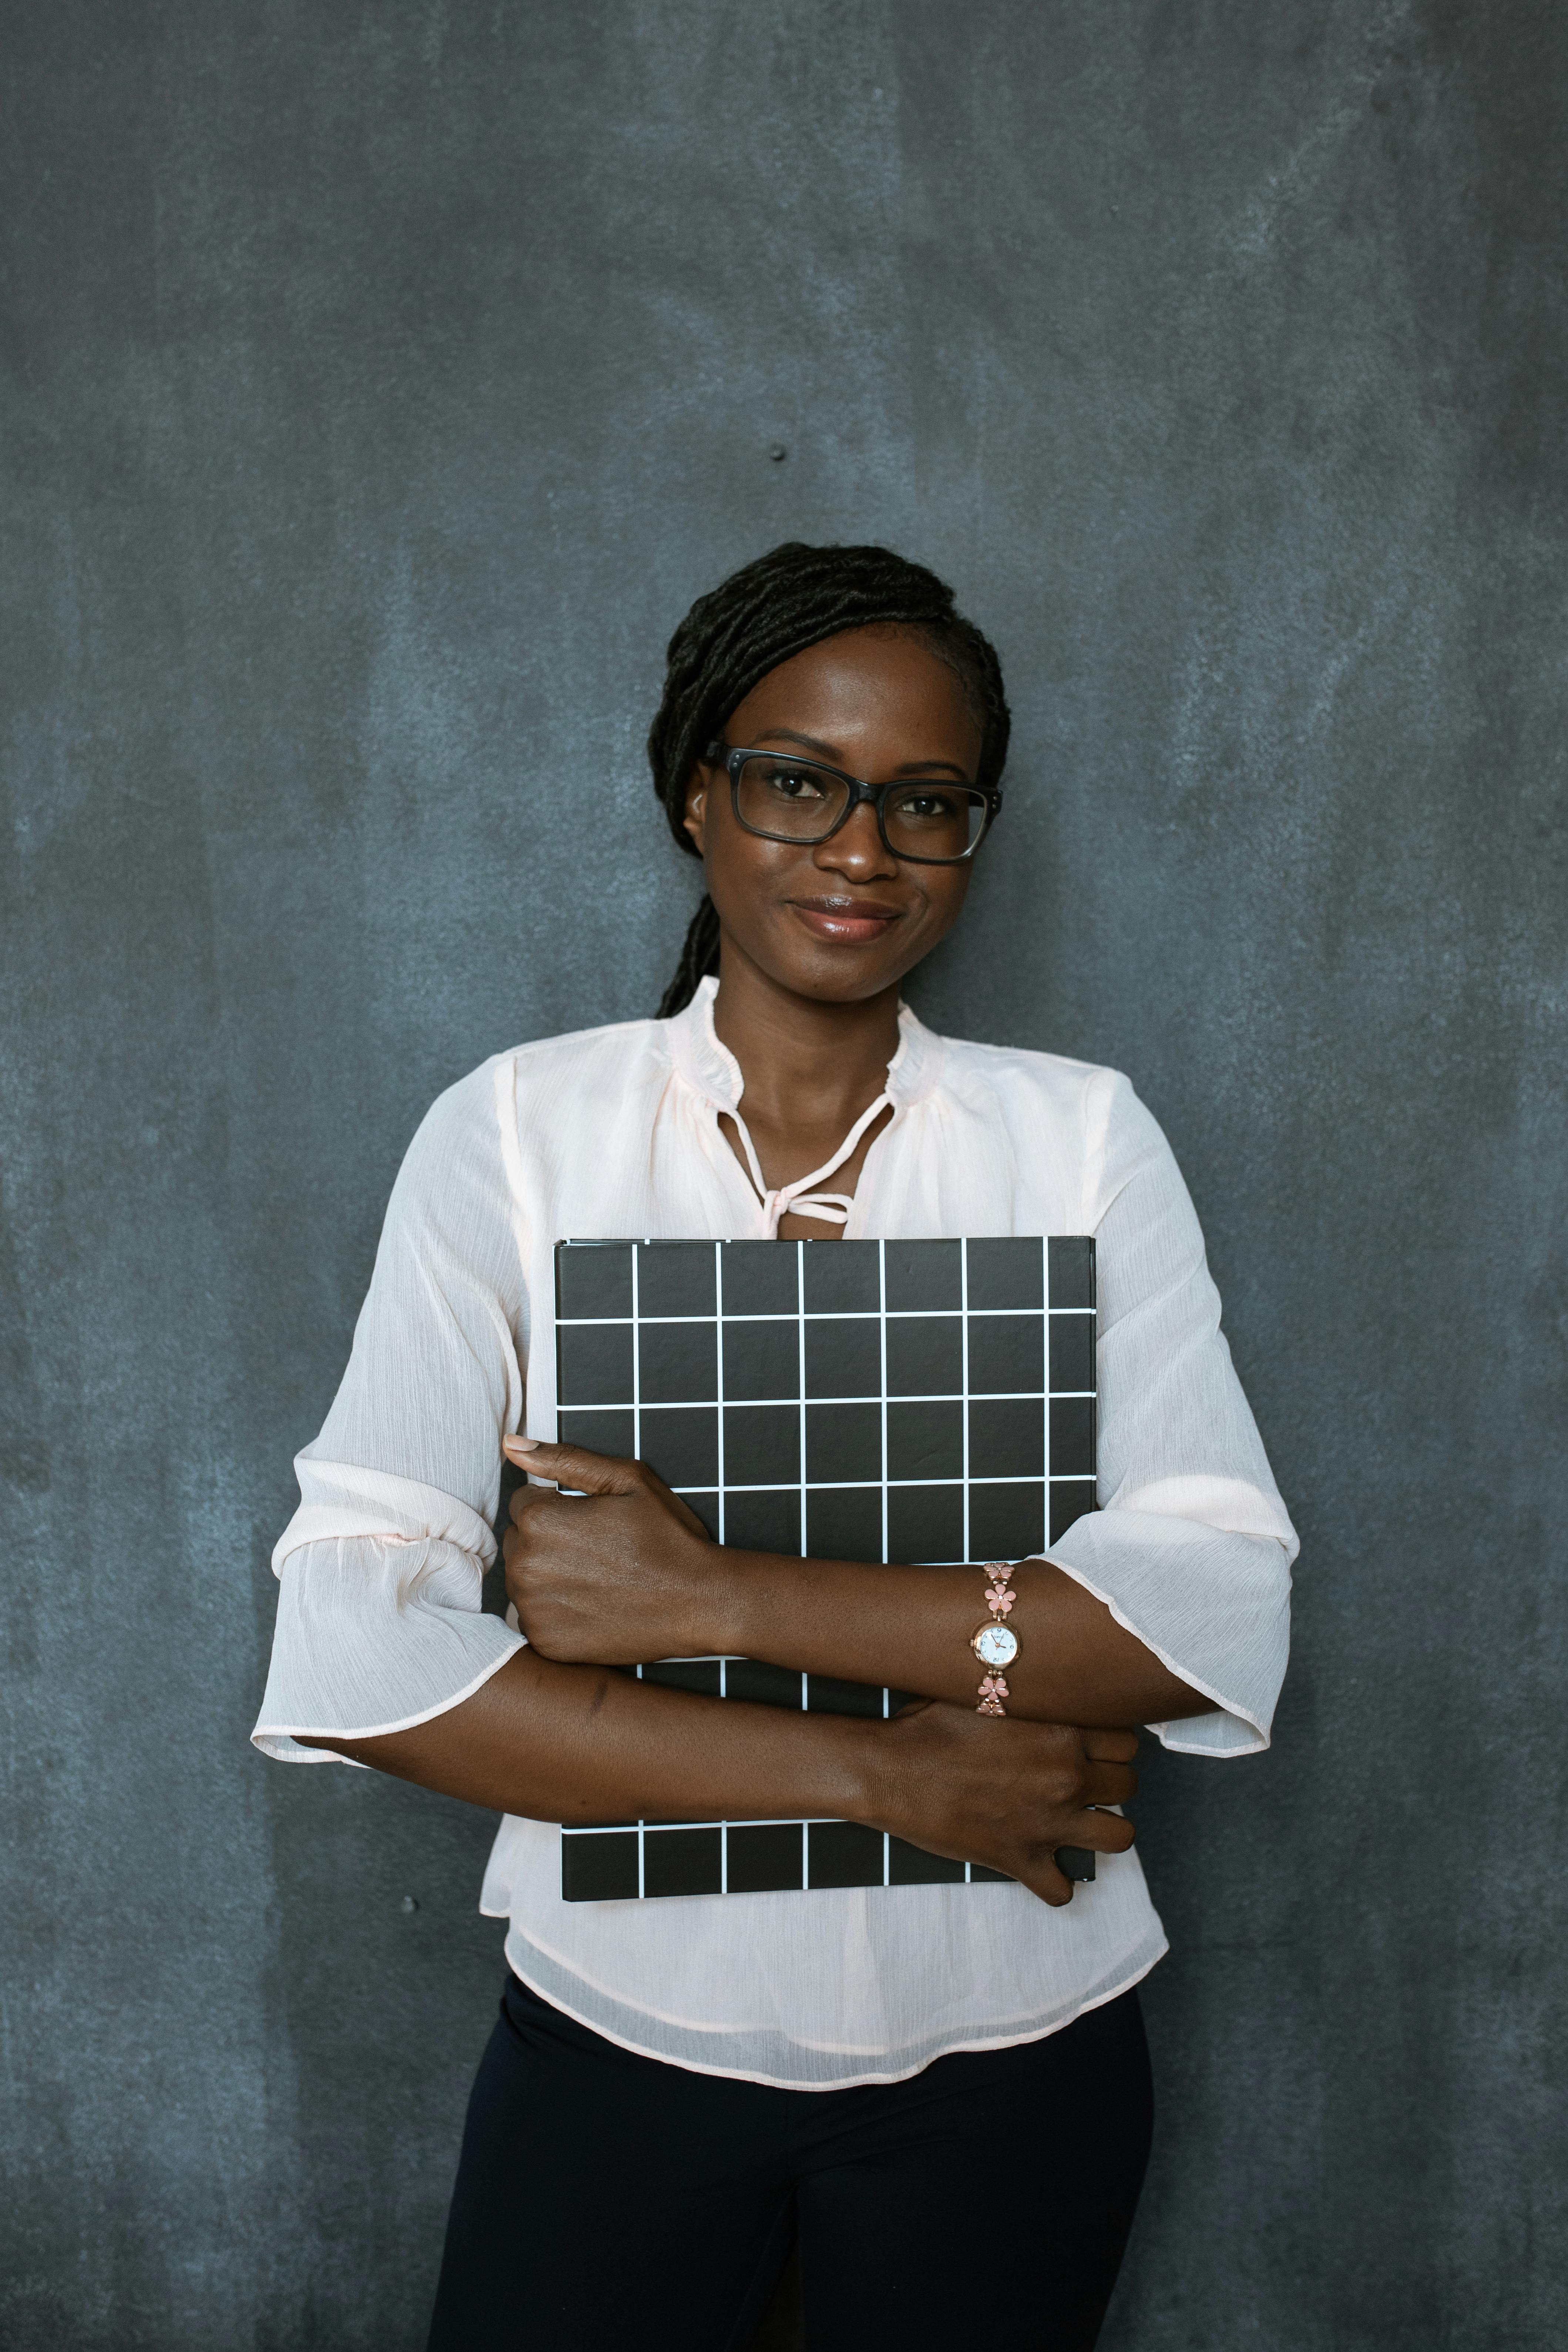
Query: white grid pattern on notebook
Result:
<box><xmin>553</xmin><ymin>1235</ymin><xmax>1097</xmax><ymax>1902</ymax></box>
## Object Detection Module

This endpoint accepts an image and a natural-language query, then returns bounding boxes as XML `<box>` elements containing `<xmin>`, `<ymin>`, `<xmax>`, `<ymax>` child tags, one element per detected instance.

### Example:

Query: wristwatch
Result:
<box><xmin>972</xmin><ymin>1564</ymin><xmax>1018</xmax><ymax>1714</ymax></box>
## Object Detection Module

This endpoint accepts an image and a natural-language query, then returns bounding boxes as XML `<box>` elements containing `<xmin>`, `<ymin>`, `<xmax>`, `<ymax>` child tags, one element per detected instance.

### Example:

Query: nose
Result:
<box><xmin>812</xmin><ymin>799</ymin><xmax>899</xmax><ymax>882</ymax></box>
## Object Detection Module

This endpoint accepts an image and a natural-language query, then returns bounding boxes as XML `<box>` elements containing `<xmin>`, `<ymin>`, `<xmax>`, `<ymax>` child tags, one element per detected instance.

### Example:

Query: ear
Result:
<box><xmin>681</xmin><ymin>767</ymin><xmax>708</xmax><ymax>855</ymax></box>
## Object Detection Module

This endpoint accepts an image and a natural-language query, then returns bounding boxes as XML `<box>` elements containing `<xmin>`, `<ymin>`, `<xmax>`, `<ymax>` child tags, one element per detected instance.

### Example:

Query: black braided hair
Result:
<box><xmin>649</xmin><ymin>542</ymin><xmax>1010</xmax><ymax>1017</ymax></box>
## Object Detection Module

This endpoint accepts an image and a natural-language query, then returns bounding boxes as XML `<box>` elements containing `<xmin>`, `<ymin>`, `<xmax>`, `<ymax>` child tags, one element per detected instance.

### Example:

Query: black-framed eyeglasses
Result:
<box><xmin>704</xmin><ymin>742</ymin><xmax>1002</xmax><ymax>864</ymax></box>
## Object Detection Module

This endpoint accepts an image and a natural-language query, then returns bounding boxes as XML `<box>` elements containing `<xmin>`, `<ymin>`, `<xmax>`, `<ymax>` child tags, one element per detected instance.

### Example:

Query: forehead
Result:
<box><xmin>727</xmin><ymin>627</ymin><xmax>981</xmax><ymax>763</ymax></box>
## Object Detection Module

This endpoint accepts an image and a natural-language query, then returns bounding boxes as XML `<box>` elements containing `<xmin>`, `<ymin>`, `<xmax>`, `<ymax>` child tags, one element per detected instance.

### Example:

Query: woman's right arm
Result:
<box><xmin>299</xmin><ymin>1652</ymin><xmax>1137</xmax><ymax>1909</ymax></box>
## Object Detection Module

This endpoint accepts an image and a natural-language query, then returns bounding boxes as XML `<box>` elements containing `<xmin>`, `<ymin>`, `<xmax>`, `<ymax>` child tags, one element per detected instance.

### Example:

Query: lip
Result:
<box><xmin>787</xmin><ymin>895</ymin><xmax>906</xmax><ymax>945</ymax></box>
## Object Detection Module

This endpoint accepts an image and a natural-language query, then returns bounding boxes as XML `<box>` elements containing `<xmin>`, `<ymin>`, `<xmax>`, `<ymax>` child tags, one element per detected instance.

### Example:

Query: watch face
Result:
<box><xmin>973</xmin><ymin>1621</ymin><xmax>1019</xmax><ymax>1670</ymax></box>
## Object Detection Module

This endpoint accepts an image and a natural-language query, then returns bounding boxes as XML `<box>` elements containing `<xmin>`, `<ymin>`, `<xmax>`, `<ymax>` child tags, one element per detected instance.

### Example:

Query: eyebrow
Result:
<box><xmin>750</xmin><ymin>728</ymin><xmax>972</xmax><ymax>780</ymax></box>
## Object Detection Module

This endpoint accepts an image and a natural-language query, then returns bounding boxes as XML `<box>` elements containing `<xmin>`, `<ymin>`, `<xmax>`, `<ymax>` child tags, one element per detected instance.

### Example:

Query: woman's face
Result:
<box><xmin>682</xmin><ymin>626</ymin><xmax>986</xmax><ymax>1004</ymax></box>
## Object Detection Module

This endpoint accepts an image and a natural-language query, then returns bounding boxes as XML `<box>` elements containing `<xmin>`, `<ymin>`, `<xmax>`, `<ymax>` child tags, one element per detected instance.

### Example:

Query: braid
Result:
<box><xmin>655</xmin><ymin>895</ymin><xmax>722</xmax><ymax>1021</ymax></box>
<box><xmin>647</xmin><ymin>542</ymin><xmax>1010</xmax><ymax>1015</ymax></box>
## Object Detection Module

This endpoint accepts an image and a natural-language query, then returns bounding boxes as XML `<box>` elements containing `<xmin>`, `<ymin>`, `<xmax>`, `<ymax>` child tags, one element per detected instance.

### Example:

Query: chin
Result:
<box><xmin>780</xmin><ymin>954</ymin><xmax>909</xmax><ymax>1005</ymax></box>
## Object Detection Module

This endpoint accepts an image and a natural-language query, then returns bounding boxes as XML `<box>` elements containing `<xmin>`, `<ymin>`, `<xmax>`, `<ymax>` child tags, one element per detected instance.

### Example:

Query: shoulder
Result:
<box><xmin>501</xmin><ymin>1011</ymin><xmax>672</xmax><ymax>1082</ymax></box>
<box><xmin>928</xmin><ymin>1028</ymin><xmax>1129</xmax><ymax>1125</ymax></box>
<box><xmin>926</xmin><ymin>1030</ymin><xmax>1176</xmax><ymax>1215</ymax></box>
<box><xmin>492</xmin><ymin>1014</ymin><xmax>676</xmax><ymax>1131</ymax></box>
<box><xmin>414</xmin><ymin>1016</ymin><xmax>671</xmax><ymax>1138</ymax></box>
<box><xmin>393</xmin><ymin>1015</ymin><xmax>675</xmax><ymax>1205</ymax></box>
<box><xmin>370</xmin><ymin>1018</ymin><xmax>672</xmax><ymax>1253</ymax></box>
<box><xmin>498</xmin><ymin>1011</ymin><xmax>671</xmax><ymax>1079</ymax></box>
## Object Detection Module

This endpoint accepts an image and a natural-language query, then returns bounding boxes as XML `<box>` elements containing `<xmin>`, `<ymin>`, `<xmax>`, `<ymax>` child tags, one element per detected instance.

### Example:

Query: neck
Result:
<box><xmin>708</xmin><ymin>942</ymin><xmax>901</xmax><ymax>1133</ymax></box>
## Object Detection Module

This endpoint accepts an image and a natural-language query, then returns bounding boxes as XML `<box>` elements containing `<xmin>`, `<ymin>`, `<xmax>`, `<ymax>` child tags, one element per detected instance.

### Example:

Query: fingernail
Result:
<box><xmin>503</xmin><ymin>1435</ymin><xmax>541</xmax><ymax>1455</ymax></box>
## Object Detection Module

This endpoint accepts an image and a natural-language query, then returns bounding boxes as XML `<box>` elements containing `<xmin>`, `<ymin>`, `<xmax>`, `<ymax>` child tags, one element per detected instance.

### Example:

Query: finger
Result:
<box><xmin>1016</xmin><ymin>1853</ymin><xmax>1074</xmax><ymax>1908</ymax></box>
<box><xmin>501</xmin><ymin>1511</ymin><xmax>550</xmax><ymax>1569</ymax></box>
<box><xmin>666</xmin><ymin>1492</ymin><xmax>717</xmax><ymax>1542</ymax></box>
<box><xmin>1069</xmin><ymin>1808</ymin><xmax>1136</xmax><ymax>1855</ymax></box>
<box><xmin>1082</xmin><ymin>1760</ymin><xmax>1139</xmax><ymax>1808</ymax></box>
<box><xmin>501</xmin><ymin>1436</ymin><xmax>646</xmax><ymax>1495</ymax></box>
<box><xmin>508</xmin><ymin>1480</ymin><xmax>580</xmax><ymax>1529</ymax></box>
<box><xmin>1082</xmin><ymin>1727</ymin><xmax>1139</xmax><ymax>1764</ymax></box>
<box><xmin>501</xmin><ymin>1513</ymin><xmax>548</xmax><ymax>1567</ymax></box>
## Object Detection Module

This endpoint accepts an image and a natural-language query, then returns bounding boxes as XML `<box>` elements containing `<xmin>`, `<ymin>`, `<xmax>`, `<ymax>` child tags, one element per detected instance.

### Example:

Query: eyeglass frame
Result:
<box><xmin>703</xmin><ymin>740</ymin><xmax>1003</xmax><ymax>865</ymax></box>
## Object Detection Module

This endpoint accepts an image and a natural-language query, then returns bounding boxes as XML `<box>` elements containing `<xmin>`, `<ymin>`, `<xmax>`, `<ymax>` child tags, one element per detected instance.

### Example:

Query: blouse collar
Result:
<box><xmin>664</xmin><ymin>974</ymin><xmax>942</xmax><ymax>1115</ymax></box>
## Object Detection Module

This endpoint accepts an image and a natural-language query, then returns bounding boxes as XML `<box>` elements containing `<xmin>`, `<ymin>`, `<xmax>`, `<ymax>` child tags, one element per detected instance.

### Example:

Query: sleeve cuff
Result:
<box><xmin>1041</xmin><ymin>1503</ymin><xmax>1293</xmax><ymax>1757</ymax></box>
<box><xmin>251</xmin><ymin>1535</ymin><xmax>525</xmax><ymax>1763</ymax></box>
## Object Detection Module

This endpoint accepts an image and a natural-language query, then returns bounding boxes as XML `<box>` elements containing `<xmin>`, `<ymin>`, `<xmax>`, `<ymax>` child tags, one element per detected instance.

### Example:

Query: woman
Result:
<box><xmin>254</xmin><ymin>541</ymin><xmax>1296</xmax><ymax>2351</ymax></box>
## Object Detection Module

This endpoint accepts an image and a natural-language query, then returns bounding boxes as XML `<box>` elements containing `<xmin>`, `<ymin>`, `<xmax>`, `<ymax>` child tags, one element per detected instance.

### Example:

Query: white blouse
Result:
<box><xmin>254</xmin><ymin>979</ymin><xmax>1296</xmax><ymax>2089</ymax></box>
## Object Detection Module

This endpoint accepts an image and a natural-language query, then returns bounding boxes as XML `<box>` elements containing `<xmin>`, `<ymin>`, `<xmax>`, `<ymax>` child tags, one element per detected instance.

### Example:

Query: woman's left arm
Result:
<box><xmin>501</xmin><ymin>1438</ymin><xmax>1208</xmax><ymax>1724</ymax></box>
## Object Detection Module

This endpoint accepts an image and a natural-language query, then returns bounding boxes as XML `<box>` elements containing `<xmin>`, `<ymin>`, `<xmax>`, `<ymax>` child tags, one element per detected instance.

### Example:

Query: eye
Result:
<box><xmin>759</xmin><ymin>764</ymin><xmax>831</xmax><ymax>802</ymax></box>
<box><xmin>892</xmin><ymin>789</ymin><xmax>961</xmax><ymax>822</ymax></box>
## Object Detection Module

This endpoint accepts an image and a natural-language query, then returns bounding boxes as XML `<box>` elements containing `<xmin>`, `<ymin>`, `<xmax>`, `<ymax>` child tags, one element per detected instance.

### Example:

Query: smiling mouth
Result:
<box><xmin>788</xmin><ymin>895</ymin><xmax>905</xmax><ymax>943</ymax></box>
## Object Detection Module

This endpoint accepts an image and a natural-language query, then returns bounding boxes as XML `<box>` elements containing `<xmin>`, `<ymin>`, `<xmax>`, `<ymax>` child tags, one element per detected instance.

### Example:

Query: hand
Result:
<box><xmin>500</xmin><ymin>1437</ymin><xmax>722</xmax><ymax>1664</ymax></box>
<box><xmin>862</xmin><ymin>1702</ymin><xmax>1138</xmax><ymax>1907</ymax></box>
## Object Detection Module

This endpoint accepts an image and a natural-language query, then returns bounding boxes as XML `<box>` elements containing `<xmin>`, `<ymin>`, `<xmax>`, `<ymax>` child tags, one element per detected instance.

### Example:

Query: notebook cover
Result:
<box><xmin>551</xmin><ymin>1236</ymin><xmax>1098</xmax><ymax>1902</ymax></box>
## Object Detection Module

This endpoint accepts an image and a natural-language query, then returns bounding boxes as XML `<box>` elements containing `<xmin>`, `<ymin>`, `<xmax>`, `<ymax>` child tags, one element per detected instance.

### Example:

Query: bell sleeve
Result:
<box><xmin>252</xmin><ymin>1058</ymin><xmax>530</xmax><ymax>1763</ymax></box>
<box><xmin>1042</xmin><ymin>1069</ymin><xmax>1298</xmax><ymax>1757</ymax></box>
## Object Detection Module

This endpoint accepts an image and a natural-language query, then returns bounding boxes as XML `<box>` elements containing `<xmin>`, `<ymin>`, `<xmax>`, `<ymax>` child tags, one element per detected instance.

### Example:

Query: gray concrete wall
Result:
<box><xmin>2</xmin><ymin>3</ymin><xmax>1564</xmax><ymax>2344</ymax></box>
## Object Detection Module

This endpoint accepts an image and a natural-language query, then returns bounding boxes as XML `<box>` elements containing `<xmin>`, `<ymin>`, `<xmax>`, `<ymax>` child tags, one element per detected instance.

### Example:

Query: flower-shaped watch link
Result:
<box><xmin>971</xmin><ymin>1563</ymin><xmax>1020</xmax><ymax>1714</ymax></box>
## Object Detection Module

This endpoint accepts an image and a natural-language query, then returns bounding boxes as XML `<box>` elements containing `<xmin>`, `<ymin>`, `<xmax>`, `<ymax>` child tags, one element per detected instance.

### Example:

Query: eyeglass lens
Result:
<box><xmin>734</xmin><ymin>756</ymin><xmax>987</xmax><ymax>860</ymax></box>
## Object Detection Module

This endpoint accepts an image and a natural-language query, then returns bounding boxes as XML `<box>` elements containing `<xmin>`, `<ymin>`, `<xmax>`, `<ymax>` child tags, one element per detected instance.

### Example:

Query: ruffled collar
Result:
<box><xmin>664</xmin><ymin>974</ymin><xmax>942</xmax><ymax>1116</ymax></box>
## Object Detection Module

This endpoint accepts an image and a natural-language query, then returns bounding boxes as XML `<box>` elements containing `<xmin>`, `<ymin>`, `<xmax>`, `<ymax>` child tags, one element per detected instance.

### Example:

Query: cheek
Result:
<box><xmin>914</xmin><ymin>868</ymin><xmax>972</xmax><ymax>938</ymax></box>
<box><xmin>702</xmin><ymin>821</ymin><xmax>799</xmax><ymax>916</ymax></box>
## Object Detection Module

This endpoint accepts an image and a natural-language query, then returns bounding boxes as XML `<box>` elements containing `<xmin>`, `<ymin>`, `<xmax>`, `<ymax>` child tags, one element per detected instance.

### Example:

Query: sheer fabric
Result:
<box><xmin>254</xmin><ymin>979</ymin><xmax>1296</xmax><ymax>2087</ymax></box>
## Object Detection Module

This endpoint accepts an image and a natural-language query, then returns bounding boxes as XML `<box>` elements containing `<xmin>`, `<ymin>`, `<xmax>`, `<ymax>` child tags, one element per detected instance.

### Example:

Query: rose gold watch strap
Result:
<box><xmin>976</xmin><ymin>1560</ymin><xmax>1017</xmax><ymax>1715</ymax></box>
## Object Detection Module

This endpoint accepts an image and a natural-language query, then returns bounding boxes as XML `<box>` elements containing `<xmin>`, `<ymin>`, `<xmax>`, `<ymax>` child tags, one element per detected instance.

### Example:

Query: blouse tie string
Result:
<box><xmin>726</xmin><ymin>1092</ymin><xmax>893</xmax><ymax>1239</ymax></box>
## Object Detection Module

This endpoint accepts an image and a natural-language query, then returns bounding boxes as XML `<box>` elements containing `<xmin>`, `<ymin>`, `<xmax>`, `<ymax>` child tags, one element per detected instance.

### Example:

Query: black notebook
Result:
<box><xmin>551</xmin><ymin>1235</ymin><xmax>1098</xmax><ymax>1902</ymax></box>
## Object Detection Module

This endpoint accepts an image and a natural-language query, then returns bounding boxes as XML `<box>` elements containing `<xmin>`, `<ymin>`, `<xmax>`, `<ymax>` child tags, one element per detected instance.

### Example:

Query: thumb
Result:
<box><xmin>501</xmin><ymin>1435</ymin><xmax>647</xmax><ymax>1495</ymax></box>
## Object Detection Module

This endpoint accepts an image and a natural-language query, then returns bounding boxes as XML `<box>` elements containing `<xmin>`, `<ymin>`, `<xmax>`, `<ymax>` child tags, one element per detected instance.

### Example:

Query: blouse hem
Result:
<box><xmin>497</xmin><ymin>1929</ymin><xmax>1170</xmax><ymax>2092</ymax></box>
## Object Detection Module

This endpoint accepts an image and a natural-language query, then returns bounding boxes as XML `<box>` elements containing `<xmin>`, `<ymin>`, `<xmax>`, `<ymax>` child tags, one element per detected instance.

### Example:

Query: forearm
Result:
<box><xmin>497</xmin><ymin>1439</ymin><xmax>1211</xmax><ymax>1731</ymax></box>
<box><xmin>705</xmin><ymin>1553</ymin><xmax>1209</xmax><ymax>1726</ymax></box>
<box><xmin>299</xmin><ymin>1645</ymin><xmax>877</xmax><ymax>1824</ymax></box>
<box><xmin>299</xmin><ymin>1641</ymin><xmax>1145</xmax><ymax>1908</ymax></box>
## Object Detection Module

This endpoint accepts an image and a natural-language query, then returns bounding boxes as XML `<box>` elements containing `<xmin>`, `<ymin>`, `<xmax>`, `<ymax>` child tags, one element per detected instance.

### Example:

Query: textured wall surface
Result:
<box><xmin>2</xmin><ymin>3</ymin><xmax>1565</xmax><ymax>2345</ymax></box>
